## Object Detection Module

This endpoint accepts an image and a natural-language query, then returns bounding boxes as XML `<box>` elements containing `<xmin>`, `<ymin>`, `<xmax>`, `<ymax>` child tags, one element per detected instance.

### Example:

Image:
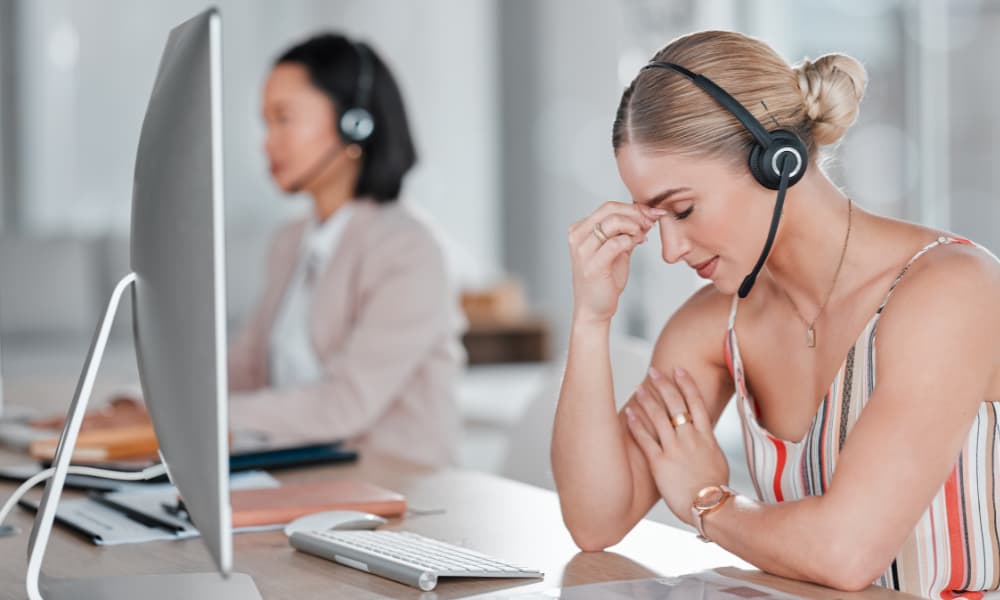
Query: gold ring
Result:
<box><xmin>592</xmin><ymin>222</ymin><xmax>609</xmax><ymax>243</ymax></box>
<box><xmin>671</xmin><ymin>412</ymin><xmax>692</xmax><ymax>428</ymax></box>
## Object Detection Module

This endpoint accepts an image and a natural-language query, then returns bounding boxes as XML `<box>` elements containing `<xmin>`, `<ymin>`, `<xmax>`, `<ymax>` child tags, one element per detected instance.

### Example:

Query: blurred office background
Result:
<box><xmin>0</xmin><ymin>0</ymin><xmax>996</xmax><ymax>527</ymax></box>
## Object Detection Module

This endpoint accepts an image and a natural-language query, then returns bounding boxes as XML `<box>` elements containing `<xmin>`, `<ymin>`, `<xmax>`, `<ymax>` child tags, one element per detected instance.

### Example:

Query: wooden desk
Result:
<box><xmin>0</xmin><ymin>449</ymin><xmax>918</xmax><ymax>599</ymax></box>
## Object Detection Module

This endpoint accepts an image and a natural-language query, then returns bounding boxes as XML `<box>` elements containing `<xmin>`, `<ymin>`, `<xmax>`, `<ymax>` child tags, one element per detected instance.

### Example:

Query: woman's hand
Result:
<box><xmin>567</xmin><ymin>201</ymin><xmax>665</xmax><ymax>325</ymax></box>
<box><xmin>31</xmin><ymin>395</ymin><xmax>150</xmax><ymax>431</ymax></box>
<box><xmin>625</xmin><ymin>366</ymin><xmax>730</xmax><ymax>526</ymax></box>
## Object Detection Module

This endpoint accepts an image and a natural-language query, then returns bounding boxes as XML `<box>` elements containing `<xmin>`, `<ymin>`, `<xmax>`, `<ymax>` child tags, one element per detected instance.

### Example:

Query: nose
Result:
<box><xmin>264</xmin><ymin>124</ymin><xmax>281</xmax><ymax>158</ymax></box>
<box><xmin>659</xmin><ymin>220</ymin><xmax>691</xmax><ymax>264</ymax></box>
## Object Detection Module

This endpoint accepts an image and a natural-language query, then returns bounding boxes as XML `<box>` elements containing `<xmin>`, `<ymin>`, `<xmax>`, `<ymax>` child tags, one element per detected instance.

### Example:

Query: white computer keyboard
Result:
<box><xmin>289</xmin><ymin>529</ymin><xmax>543</xmax><ymax>591</ymax></box>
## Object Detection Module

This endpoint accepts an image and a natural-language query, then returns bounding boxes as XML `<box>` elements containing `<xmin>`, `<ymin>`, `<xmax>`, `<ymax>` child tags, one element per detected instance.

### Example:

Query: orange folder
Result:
<box><xmin>29</xmin><ymin>424</ymin><xmax>159</xmax><ymax>462</ymax></box>
<box><xmin>229</xmin><ymin>479</ymin><xmax>407</xmax><ymax>528</ymax></box>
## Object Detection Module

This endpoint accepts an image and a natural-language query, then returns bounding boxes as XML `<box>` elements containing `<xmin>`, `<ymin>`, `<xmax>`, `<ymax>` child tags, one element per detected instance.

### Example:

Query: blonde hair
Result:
<box><xmin>612</xmin><ymin>30</ymin><xmax>867</xmax><ymax>163</ymax></box>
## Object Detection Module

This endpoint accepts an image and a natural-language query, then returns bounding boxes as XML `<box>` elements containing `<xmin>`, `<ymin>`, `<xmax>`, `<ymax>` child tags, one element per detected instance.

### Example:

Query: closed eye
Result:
<box><xmin>674</xmin><ymin>206</ymin><xmax>694</xmax><ymax>220</ymax></box>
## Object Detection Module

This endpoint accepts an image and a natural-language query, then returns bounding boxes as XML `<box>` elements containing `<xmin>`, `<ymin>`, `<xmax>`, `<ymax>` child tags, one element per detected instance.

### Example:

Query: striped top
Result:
<box><xmin>725</xmin><ymin>237</ymin><xmax>1000</xmax><ymax>599</ymax></box>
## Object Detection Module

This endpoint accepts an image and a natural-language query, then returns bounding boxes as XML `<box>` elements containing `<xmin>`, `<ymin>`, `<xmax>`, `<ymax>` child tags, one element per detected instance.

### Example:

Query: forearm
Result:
<box><xmin>703</xmin><ymin>493</ymin><xmax>883</xmax><ymax>592</ymax></box>
<box><xmin>552</xmin><ymin>318</ymin><xmax>636</xmax><ymax>536</ymax></box>
<box><xmin>229</xmin><ymin>379</ymin><xmax>377</xmax><ymax>443</ymax></box>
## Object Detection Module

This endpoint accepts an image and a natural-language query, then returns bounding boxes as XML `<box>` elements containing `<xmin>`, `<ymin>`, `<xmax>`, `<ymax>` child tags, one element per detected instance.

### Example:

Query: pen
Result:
<box><xmin>161</xmin><ymin>498</ymin><xmax>191</xmax><ymax>523</ymax></box>
<box><xmin>88</xmin><ymin>493</ymin><xmax>188</xmax><ymax>533</ymax></box>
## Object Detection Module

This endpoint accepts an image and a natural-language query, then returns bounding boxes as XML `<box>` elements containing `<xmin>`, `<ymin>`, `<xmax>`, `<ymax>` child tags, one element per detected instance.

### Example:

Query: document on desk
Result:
<box><xmin>18</xmin><ymin>471</ymin><xmax>281</xmax><ymax>545</ymax></box>
<box><xmin>468</xmin><ymin>570</ymin><xmax>806</xmax><ymax>599</ymax></box>
<box><xmin>19</xmin><ymin>494</ymin><xmax>201</xmax><ymax>545</ymax></box>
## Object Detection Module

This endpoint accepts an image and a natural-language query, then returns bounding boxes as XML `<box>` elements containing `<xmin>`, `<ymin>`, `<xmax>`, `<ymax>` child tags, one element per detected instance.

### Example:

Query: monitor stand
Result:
<box><xmin>39</xmin><ymin>573</ymin><xmax>262</xmax><ymax>599</ymax></box>
<box><xmin>23</xmin><ymin>274</ymin><xmax>262</xmax><ymax>600</ymax></box>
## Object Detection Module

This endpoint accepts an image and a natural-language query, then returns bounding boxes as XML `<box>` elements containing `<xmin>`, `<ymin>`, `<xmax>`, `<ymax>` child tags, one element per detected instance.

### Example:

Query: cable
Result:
<box><xmin>0</xmin><ymin>463</ymin><xmax>168</xmax><ymax>529</ymax></box>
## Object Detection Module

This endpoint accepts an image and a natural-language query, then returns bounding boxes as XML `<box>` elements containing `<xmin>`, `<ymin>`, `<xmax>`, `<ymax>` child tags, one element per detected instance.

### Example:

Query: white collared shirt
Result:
<box><xmin>268</xmin><ymin>203</ymin><xmax>354</xmax><ymax>389</ymax></box>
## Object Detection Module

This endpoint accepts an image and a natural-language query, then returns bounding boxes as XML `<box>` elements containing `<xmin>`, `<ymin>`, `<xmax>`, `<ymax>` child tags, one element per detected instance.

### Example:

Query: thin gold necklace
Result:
<box><xmin>778</xmin><ymin>198</ymin><xmax>852</xmax><ymax>348</ymax></box>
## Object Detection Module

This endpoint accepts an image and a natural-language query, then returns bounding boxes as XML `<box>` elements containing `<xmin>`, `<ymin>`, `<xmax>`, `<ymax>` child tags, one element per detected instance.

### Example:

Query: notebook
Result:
<box><xmin>229</xmin><ymin>479</ymin><xmax>406</xmax><ymax>528</ymax></box>
<box><xmin>28</xmin><ymin>424</ymin><xmax>159</xmax><ymax>461</ymax></box>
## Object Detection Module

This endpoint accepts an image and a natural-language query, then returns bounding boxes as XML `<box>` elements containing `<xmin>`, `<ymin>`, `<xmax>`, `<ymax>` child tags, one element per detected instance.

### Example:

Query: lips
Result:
<box><xmin>692</xmin><ymin>256</ymin><xmax>719</xmax><ymax>279</ymax></box>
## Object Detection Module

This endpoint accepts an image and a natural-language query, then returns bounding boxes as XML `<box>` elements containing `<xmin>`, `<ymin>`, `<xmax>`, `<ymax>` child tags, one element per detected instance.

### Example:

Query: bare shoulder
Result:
<box><xmin>888</xmin><ymin>240</ymin><xmax>1000</xmax><ymax>306</ymax></box>
<box><xmin>877</xmin><ymin>239</ymin><xmax>1000</xmax><ymax>364</ymax></box>
<box><xmin>650</xmin><ymin>283</ymin><xmax>733</xmax><ymax>368</ymax></box>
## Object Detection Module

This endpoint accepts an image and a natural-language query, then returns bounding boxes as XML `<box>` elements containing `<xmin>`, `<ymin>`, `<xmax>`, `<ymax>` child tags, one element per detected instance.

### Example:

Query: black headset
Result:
<box><xmin>640</xmin><ymin>61</ymin><xmax>809</xmax><ymax>298</ymax></box>
<box><xmin>338</xmin><ymin>40</ymin><xmax>375</xmax><ymax>144</ymax></box>
<box><xmin>288</xmin><ymin>39</ymin><xmax>375</xmax><ymax>193</ymax></box>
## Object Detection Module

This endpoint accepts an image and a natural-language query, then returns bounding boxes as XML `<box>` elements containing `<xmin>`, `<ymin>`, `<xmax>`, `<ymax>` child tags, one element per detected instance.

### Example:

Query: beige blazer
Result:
<box><xmin>227</xmin><ymin>199</ymin><xmax>466</xmax><ymax>466</ymax></box>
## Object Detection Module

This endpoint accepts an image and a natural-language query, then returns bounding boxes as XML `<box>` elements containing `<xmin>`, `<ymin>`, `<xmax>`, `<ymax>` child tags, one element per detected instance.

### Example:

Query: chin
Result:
<box><xmin>707</xmin><ymin>272</ymin><xmax>736</xmax><ymax>295</ymax></box>
<box><xmin>273</xmin><ymin>178</ymin><xmax>295</xmax><ymax>194</ymax></box>
<box><xmin>712</xmin><ymin>280</ymin><xmax>735</xmax><ymax>295</ymax></box>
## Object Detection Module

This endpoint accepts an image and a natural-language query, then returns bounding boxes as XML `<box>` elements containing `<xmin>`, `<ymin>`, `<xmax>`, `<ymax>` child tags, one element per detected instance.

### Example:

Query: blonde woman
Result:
<box><xmin>553</xmin><ymin>30</ymin><xmax>1000</xmax><ymax>598</ymax></box>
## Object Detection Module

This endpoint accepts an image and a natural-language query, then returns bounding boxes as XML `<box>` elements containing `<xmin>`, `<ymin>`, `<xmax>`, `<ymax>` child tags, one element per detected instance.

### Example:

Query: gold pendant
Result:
<box><xmin>806</xmin><ymin>326</ymin><xmax>816</xmax><ymax>348</ymax></box>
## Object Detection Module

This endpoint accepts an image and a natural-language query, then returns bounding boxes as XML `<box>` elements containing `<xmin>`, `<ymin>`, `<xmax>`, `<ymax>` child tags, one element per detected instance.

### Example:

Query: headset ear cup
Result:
<box><xmin>339</xmin><ymin>107</ymin><xmax>375</xmax><ymax>144</ymax></box>
<box><xmin>750</xmin><ymin>129</ymin><xmax>809</xmax><ymax>190</ymax></box>
<box><xmin>748</xmin><ymin>130</ymin><xmax>808</xmax><ymax>190</ymax></box>
<box><xmin>747</xmin><ymin>142</ymin><xmax>774</xmax><ymax>189</ymax></box>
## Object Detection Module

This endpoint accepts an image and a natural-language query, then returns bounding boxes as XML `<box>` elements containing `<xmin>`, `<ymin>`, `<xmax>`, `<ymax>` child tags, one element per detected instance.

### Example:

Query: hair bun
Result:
<box><xmin>795</xmin><ymin>53</ymin><xmax>867</xmax><ymax>146</ymax></box>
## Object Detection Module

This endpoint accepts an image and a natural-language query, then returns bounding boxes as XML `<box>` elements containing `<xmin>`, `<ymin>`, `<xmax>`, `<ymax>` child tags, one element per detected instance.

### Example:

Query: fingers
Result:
<box><xmin>109</xmin><ymin>395</ymin><xmax>142</xmax><ymax>408</ymax></box>
<box><xmin>575</xmin><ymin>218</ymin><xmax>649</xmax><ymax>261</ymax></box>
<box><xmin>646</xmin><ymin>366</ymin><xmax>691</xmax><ymax>425</ymax></box>
<box><xmin>30</xmin><ymin>416</ymin><xmax>64</xmax><ymax>430</ymax></box>
<box><xmin>577</xmin><ymin>216</ymin><xmax>647</xmax><ymax>259</ymax></box>
<box><xmin>623</xmin><ymin>392</ymin><xmax>655</xmax><ymax>435</ymax></box>
<box><xmin>635</xmin><ymin>383</ymin><xmax>677</xmax><ymax>448</ymax></box>
<box><xmin>586</xmin><ymin>212</ymin><xmax>648</xmax><ymax>243</ymax></box>
<box><xmin>585</xmin><ymin>231</ymin><xmax>643</xmax><ymax>272</ymax></box>
<box><xmin>568</xmin><ymin>201</ymin><xmax>665</xmax><ymax>248</ymax></box>
<box><xmin>673</xmin><ymin>367</ymin><xmax>712</xmax><ymax>433</ymax></box>
<box><xmin>625</xmin><ymin>405</ymin><xmax>661</xmax><ymax>460</ymax></box>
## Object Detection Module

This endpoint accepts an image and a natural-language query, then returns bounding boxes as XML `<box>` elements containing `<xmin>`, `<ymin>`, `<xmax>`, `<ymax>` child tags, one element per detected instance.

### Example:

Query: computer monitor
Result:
<box><xmin>22</xmin><ymin>8</ymin><xmax>261</xmax><ymax>599</ymax></box>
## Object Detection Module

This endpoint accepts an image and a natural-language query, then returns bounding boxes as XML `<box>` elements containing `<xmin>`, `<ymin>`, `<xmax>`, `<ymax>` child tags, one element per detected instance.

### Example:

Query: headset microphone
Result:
<box><xmin>287</xmin><ymin>144</ymin><xmax>343</xmax><ymax>193</ymax></box>
<box><xmin>640</xmin><ymin>61</ymin><xmax>808</xmax><ymax>298</ymax></box>
<box><xmin>737</xmin><ymin>155</ymin><xmax>793</xmax><ymax>297</ymax></box>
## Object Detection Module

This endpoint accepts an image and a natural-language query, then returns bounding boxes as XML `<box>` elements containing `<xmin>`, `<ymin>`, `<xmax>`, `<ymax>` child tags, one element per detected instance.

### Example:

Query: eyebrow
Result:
<box><xmin>639</xmin><ymin>187</ymin><xmax>692</xmax><ymax>208</ymax></box>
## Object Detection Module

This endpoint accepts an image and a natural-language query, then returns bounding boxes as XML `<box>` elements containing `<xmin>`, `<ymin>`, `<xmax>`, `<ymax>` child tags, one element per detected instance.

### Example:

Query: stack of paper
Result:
<box><xmin>19</xmin><ymin>471</ymin><xmax>280</xmax><ymax>545</ymax></box>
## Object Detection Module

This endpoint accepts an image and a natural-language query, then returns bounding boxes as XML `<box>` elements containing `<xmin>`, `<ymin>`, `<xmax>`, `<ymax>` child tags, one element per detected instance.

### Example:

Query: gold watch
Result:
<box><xmin>691</xmin><ymin>485</ymin><xmax>735</xmax><ymax>543</ymax></box>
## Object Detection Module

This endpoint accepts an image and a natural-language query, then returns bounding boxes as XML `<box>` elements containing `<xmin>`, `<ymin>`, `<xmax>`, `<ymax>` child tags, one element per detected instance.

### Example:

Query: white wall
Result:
<box><xmin>946</xmin><ymin>5</ymin><xmax>1000</xmax><ymax>253</ymax></box>
<box><xmin>499</xmin><ymin>0</ymin><xmax>698</xmax><ymax>349</ymax></box>
<box><xmin>8</xmin><ymin>0</ymin><xmax>999</xmax><ymax>349</ymax></box>
<box><xmin>12</xmin><ymin>0</ymin><xmax>501</xmax><ymax>286</ymax></box>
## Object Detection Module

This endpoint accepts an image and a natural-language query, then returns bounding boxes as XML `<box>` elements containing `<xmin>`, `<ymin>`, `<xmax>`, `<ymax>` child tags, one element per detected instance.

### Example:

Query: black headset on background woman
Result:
<box><xmin>337</xmin><ymin>40</ymin><xmax>375</xmax><ymax>145</ymax></box>
<box><xmin>640</xmin><ymin>61</ymin><xmax>809</xmax><ymax>298</ymax></box>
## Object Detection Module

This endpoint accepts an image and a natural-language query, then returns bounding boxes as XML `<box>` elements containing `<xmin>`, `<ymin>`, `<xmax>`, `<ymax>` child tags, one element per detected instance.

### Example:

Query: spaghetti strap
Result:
<box><xmin>876</xmin><ymin>236</ymin><xmax>975</xmax><ymax>315</ymax></box>
<box><xmin>728</xmin><ymin>294</ymin><xmax>739</xmax><ymax>330</ymax></box>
